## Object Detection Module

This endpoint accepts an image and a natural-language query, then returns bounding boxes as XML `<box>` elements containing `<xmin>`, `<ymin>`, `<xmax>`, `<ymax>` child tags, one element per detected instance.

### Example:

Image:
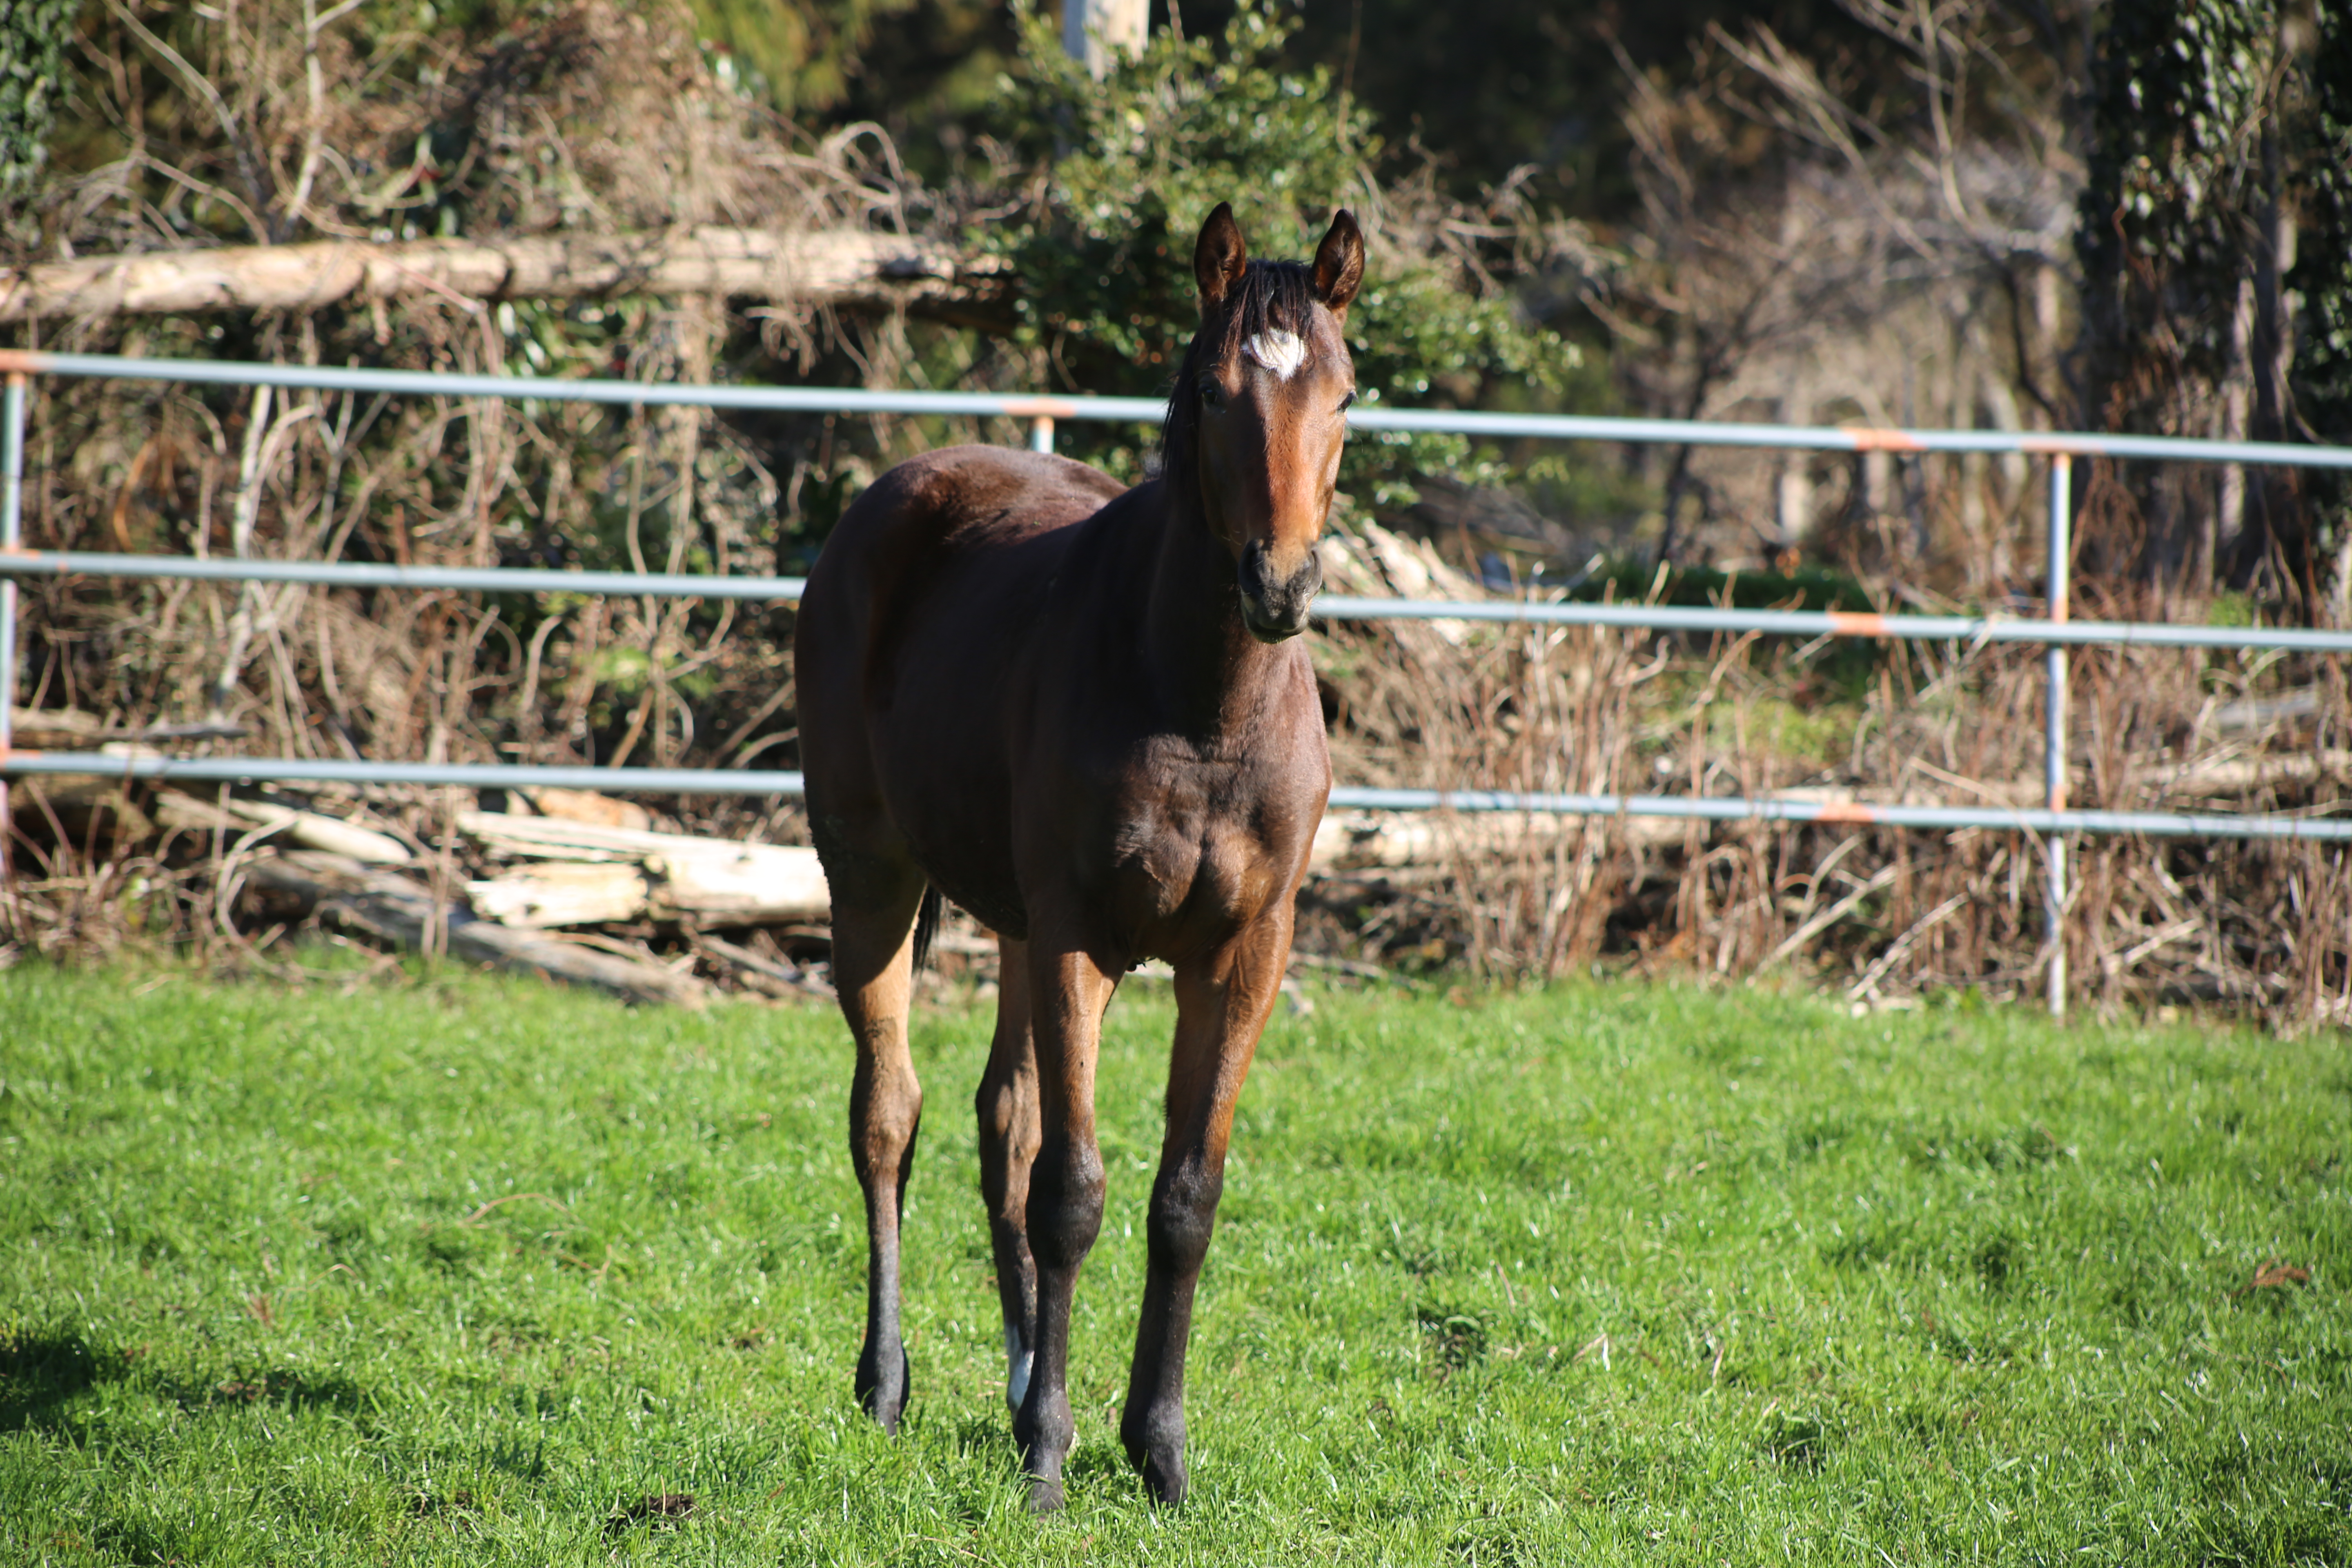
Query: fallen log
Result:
<box><xmin>2151</xmin><ymin>750</ymin><xmax>2352</xmax><ymax>796</ymax></box>
<box><xmin>466</xmin><ymin>861</ymin><xmax>651</xmax><ymax>927</ymax></box>
<box><xmin>8</xmin><ymin>706</ymin><xmax>247</xmax><ymax>746</ymax></box>
<box><xmin>222</xmin><ymin>798</ymin><xmax>412</xmax><ymax>863</ymax></box>
<box><xmin>692</xmin><ymin>930</ymin><xmax>835</xmax><ymax>1000</ymax></box>
<box><xmin>243</xmin><ymin>848</ymin><xmax>708</xmax><ymax>1006</ymax></box>
<box><xmin>514</xmin><ymin>787</ymin><xmax>655</xmax><ymax>832</ymax></box>
<box><xmin>455</xmin><ymin>809</ymin><xmax>830</xmax><ymax>925</ymax></box>
<box><xmin>0</xmin><ymin>226</ymin><xmax>999</xmax><ymax>324</ymax></box>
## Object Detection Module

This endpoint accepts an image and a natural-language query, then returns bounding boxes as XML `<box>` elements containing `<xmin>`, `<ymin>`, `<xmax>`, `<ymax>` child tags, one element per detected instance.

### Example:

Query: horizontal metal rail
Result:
<box><xmin>1328</xmin><ymin>786</ymin><xmax>2352</xmax><ymax>842</ymax></box>
<box><xmin>0</xmin><ymin>349</ymin><xmax>1163</xmax><ymax>423</ymax></box>
<box><xmin>7</xmin><ymin>551</ymin><xmax>2352</xmax><ymax>655</ymax></box>
<box><xmin>8</xmin><ymin>751</ymin><xmax>2344</xmax><ymax>842</ymax></box>
<box><xmin>0</xmin><ymin>752</ymin><xmax>803</xmax><ymax>795</ymax></box>
<box><xmin>7</xmin><ymin>348</ymin><xmax>2352</xmax><ymax>468</ymax></box>
<box><xmin>5</xmin><ymin>351</ymin><xmax>2349</xmax><ymax>1018</ymax></box>
<box><xmin>1319</xmin><ymin>596</ymin><xmax>2352</xmax><ymax>652</ymax></box>
<box><xmin>0</xmin><ymin>550</ymin><xmax>809</xmax><ymax>601</ymax></box>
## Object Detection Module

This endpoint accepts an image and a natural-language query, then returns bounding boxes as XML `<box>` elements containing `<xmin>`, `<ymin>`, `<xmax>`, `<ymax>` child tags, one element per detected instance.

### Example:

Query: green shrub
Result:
<box><xmin>982</xmin><ymin>0</ymin><xmax>1579</xmax><ymax>505</ymax></box>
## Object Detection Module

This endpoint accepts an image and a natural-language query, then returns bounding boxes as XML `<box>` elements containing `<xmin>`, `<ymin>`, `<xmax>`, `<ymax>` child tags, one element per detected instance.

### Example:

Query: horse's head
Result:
<box><xmin>1180</xmin><ymin>201</ymin><xmax>1363</xmax><ymax>643</ymax></box>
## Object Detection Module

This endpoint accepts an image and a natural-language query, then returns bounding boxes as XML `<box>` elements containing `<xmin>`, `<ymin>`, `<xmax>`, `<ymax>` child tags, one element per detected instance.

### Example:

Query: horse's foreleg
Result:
<box><xmin>975</xmin><ymin>934</ymin><xmax>1040</xmax><ymax>1414</ymax></box>
<box><xmin>832</xmin><ymin>866</ymin><xmax>930</xmax><ymax>1435</ymax></box>
<box><xmin>1120</xmin><ymin>910</ymin><xmax>1292</xmax><ymax>1507</ymax></box>
<box><xmin>1013</xmin><ymin>938</ymin><xmax>1117</xmax><ymax>1513</ymax></box>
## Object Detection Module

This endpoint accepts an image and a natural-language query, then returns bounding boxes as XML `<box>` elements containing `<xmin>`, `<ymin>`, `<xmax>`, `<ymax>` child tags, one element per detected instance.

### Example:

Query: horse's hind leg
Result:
<box><xmin>975</xmin><ymin>934</ymin><xmax>1040</xmax><ymax>1414</ymax></box>
<box><xmin>821</xmin><ymin>832</ymin><xmax>931</xmax><ymax>1434</ymax></box>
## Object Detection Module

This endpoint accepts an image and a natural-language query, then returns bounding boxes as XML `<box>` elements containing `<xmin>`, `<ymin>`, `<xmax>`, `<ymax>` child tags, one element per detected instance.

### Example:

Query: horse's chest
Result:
<box><xmin>1105</xmin><ymin>770</ymin><xmax>1296</xmax><ymax>942</ymax></box>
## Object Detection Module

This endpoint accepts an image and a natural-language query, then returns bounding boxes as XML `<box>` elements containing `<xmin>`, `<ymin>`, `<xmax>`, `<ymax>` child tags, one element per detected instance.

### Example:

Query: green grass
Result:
<box><xmin>2</xmin><ymin>961</ymin><xmax>2346</xmax><ymax>1565</ymax></box>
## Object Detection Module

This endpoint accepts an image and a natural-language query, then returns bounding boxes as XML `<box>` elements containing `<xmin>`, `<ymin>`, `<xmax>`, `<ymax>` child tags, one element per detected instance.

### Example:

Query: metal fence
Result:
<box><xmin>4</xmin><ymin>349</ymin><xmax>2351</xmax><ymax>1014</ymax></box>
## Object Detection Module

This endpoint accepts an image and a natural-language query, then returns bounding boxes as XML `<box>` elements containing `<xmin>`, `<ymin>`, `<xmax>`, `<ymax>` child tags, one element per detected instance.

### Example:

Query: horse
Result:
<box><xmin>794</xmin><ymin>200</ymin><xmax>1361</xmax><ymax>1511</ymax></box>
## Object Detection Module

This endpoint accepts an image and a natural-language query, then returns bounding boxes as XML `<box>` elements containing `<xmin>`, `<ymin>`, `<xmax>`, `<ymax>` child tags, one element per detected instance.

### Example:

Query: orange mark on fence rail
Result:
<box><xmin>1825</xmin><ymin>610</ymin><xmax>1891</xmax><ymax>638</ymax></box>
<box><xmin>1843</xmin><ymin>427</ymin><xmax>1926</xmax><ymax>452</ymax></box>
<box><xmin>1809</xmin><ymin>802</ymin><xmax>1883</xmax><ymax>825</ymax></box>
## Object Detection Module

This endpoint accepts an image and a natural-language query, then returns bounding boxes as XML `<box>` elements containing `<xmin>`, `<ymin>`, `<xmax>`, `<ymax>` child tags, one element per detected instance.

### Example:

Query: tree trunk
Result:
<box><xmin>1063</xmin><ymin>0</ymin><xmax>1149</xmax><ymax>78</ymax></box>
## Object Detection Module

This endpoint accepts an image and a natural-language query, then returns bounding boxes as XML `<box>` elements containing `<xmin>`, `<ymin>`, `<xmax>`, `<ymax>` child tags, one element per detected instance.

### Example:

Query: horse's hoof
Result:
<box><xmin>1123</xmin><ymin>1409</ymin><xmax>1187</xmax><ymax>1507</ymax></box>
<box><xmin>1138</xmin><ymin>1450</ymin><xmax>1187</xmax><ymax>1508</ymax></box>
<box><xmin>856</xmin><ymin>1344</ymin><xmax>912</xmax><ymax>1433</ymax></box>
<box><xmin>1026</xmin><ymin>1477</ymin><xmax>1067</xmax><ymax>1514</ymax></box>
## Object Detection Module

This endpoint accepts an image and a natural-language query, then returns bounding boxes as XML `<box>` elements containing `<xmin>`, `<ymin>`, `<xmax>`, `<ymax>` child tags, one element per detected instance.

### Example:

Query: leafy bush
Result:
<box><xmin>981</xmin><ymin>0</ymin><xmax>1579</xmax><ymax>505</ymax></box>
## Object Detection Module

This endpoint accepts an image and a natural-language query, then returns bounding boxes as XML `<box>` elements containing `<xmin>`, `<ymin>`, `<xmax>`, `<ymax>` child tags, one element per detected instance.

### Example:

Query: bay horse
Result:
<box><xmin>794</xmin><ymin>201</ymin><xmax>1361</xmax><ymax>1510</ymax></box>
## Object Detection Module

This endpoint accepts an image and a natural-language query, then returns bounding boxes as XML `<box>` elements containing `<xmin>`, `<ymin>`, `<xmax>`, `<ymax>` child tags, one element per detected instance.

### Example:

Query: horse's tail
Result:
<box><xmin>911</xmin><ymin>884</ymin><xmax>944</xmax><ymax>973</ymax></box>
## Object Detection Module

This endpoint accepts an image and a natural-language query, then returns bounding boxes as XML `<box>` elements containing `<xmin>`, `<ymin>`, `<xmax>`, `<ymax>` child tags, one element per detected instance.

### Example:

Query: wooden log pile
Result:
<box><xmin>9</xmin><ymin>688</ymin><xmax>2343</xmax><ymax>1003</ymax></box>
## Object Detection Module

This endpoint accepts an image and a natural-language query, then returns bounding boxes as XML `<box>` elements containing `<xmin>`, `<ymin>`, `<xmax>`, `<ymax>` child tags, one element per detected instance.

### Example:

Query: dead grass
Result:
<box><xmin>1306</xmin><ymin>519</ymin><xmax>2351</xmax><ymax>1027</ymax></box>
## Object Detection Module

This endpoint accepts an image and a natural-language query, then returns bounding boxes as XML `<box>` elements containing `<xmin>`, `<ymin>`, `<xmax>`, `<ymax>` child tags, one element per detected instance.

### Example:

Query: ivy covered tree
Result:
<box><xmin>981</xmin><ymin>0</ymin><xmax>1580</xmax><ymax>506</ymax></box>
<box><xmin>2</xmin><ymin>0</ymin><xmax>76</xmax><ymax>208</ymax></box>
<box><xmin>2074</xmin><ymin>0</ymin><xmax>2334</xmax><ymax>607</ymax></box>
<box><xmin>2294</xmin><ymin>1</ymin><xmax>2352</xmax><ymax>606</ymax></box>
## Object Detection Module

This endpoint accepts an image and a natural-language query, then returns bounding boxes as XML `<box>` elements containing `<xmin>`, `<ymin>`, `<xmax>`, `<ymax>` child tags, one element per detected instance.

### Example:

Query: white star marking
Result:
<box><xmin>1241</xmin><ymin>328</ymin><xmax>1307</xmax><ymax>380</ymax></box>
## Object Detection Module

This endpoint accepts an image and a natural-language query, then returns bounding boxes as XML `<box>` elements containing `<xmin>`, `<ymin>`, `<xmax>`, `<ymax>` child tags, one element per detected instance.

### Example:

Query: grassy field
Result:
<box><xmin>1</xmin><ymin>961</ymin><xmax>2345</xmax><ymax>1566</ymax></box>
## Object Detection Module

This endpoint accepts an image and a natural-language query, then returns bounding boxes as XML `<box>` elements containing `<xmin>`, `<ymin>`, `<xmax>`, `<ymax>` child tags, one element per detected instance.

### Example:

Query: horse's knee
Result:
<box><xmin>1145</xmin><ymin>1163</ymin><xmax>1222</xmax><ymax>1276</ymax></box>
<box><xmin>1025</xmin><ymin>1139</ymin><xmax>1105</xmax><ymax>1270</ymax></box>
<box><xmin>850</xmin><ymin>1067</ymin><xmax>923</xmax><ymax>1185</ymax></box>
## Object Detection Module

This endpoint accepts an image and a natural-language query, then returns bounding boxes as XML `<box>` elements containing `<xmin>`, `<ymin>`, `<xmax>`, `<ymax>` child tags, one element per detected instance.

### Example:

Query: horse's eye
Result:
<box><xmin>1338</xmin><ymin>390</ymin><xmax>1356</xmax><ymax>414</ymax></box>
<box><xmin>1199</xmin><ymin>377</ymin><xmax>1226</xmax><ymax>410</ymax></box>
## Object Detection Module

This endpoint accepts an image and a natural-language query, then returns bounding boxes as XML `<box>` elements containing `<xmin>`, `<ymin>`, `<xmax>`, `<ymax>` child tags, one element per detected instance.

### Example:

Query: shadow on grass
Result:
<box><xmin>154</xmin><ymin>1363</ymin><xmax>371</xmax><ymax>1418</ymax></box>
<box><xmin>0</xmin><ymin>1324</ymin><xmax>370</xmax><ymax>1434</ymax></box>
<box><xmin>89</xmin><ymin>1516</ymin><xmax>196</xmax><ymax>1565</ymax></box>
<box><xmin>0</xmin><ymin>1330</ymin><xmax>110</xmax><ymax>1433</ymax></box>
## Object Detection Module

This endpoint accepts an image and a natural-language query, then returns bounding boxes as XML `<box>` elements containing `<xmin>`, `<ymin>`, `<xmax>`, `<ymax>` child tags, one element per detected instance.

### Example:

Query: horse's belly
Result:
<box><xmin>869</xmin><ymin>730</ymin><xmax>1027</xmax><ymax>936</ymax></box>
<box><xmin>911</xmin><ymin>828</ymin><xmax>1027</xmax><ymax>940</ymax></box>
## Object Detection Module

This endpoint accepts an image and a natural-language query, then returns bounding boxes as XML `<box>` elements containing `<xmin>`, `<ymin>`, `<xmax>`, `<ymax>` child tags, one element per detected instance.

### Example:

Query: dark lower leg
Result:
<box><xmin>1011</xmin><ymin>941</ymin><xmax>1114</xmax><ymax>1512</ymax></box>
<box><xmin>1121</xmin><ymin>1158</ymin><xmax>1218</xmax><ymax>1505</ymax></box>
<box><xmin>1014</xmin><ymin>1126</ymin><xmax>1105</xmax><ymax>1510</ymax></box>
<box><xmin>834</xmin><ymin>879</ymin><xmax>927</xmax><ymax>1435</ymax></box>
<box><xmin>990</xmin><ymin>1218</ymin><xmax>1038</xmax><ymax>1412</ymax></box>
<box><xmin>976</xmin><ymin>936</ymin><xmax>1039</xmax><ymax>1413</ymax></box>
<box><xmin>851</xmin><ymin>1053</ymin><xmax>922</xmax><ymax>1431</ymax></box>
<box><xmin>1118</xmin><ymin>920</ymin><xmax>1284</xmax><ymax>1507</ymax></box>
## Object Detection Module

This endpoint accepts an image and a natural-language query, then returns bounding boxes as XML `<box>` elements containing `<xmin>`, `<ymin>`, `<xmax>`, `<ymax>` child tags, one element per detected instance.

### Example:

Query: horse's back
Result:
<box><xmin>796</xmin><ymin>445</ymin><xmax>1127</xmax><ymax>880</ymax></box>
<box><xmin>812</xmin><ymin>445</ymin><xmax>1123</xmax><ymax>606</ymax></box>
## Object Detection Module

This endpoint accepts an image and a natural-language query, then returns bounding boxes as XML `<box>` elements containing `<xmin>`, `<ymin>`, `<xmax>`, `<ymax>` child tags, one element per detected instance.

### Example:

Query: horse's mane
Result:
<box><xmin>1160</xmin><ymin>259</ymin><xmax>1324</xmax><ymax>494</ymax></box>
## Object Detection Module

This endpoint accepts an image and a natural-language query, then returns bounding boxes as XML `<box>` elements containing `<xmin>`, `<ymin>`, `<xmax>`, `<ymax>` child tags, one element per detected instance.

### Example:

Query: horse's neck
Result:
<box><xmin>1139</xmin><ymin>483</ymin><xmax>1290</xmax><ymax>739</ymax></box>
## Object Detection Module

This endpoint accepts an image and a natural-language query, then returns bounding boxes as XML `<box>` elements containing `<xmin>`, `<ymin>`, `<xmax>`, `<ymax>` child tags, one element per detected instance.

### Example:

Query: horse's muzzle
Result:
<box><xmin>1238</xmin><ymin>541</ymin><xmax>1323</xmax><ymax>642</ymax></box>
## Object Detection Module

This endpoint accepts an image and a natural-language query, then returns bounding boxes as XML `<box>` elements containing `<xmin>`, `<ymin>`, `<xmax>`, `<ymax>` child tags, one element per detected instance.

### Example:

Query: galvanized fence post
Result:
<box><xmin>0</xmin><ymin>371</ymin><xmax>27</xmax><ymax>881</ymax></box>
<box><xmin>1029</xmin><ymin>416</ymin><xmax>1055</xmax><ymax>454</ymax></box>
<box><xmin>2044</xmin><ymin>452</ymin><xmax>2073</xmax><ymax>1017</ymax></box>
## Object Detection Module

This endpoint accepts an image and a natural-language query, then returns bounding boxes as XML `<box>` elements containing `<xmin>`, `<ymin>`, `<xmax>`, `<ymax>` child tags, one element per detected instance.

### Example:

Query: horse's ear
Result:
<box><xmin>1312</xmin><ymin>209</ymin><xmax>1365</xmax><ymax>316</ymax></box>
<box><xmin>1194</xmin><ymin>202</ymin><xmax>1248</xmax><ymax>313</ymax></box>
